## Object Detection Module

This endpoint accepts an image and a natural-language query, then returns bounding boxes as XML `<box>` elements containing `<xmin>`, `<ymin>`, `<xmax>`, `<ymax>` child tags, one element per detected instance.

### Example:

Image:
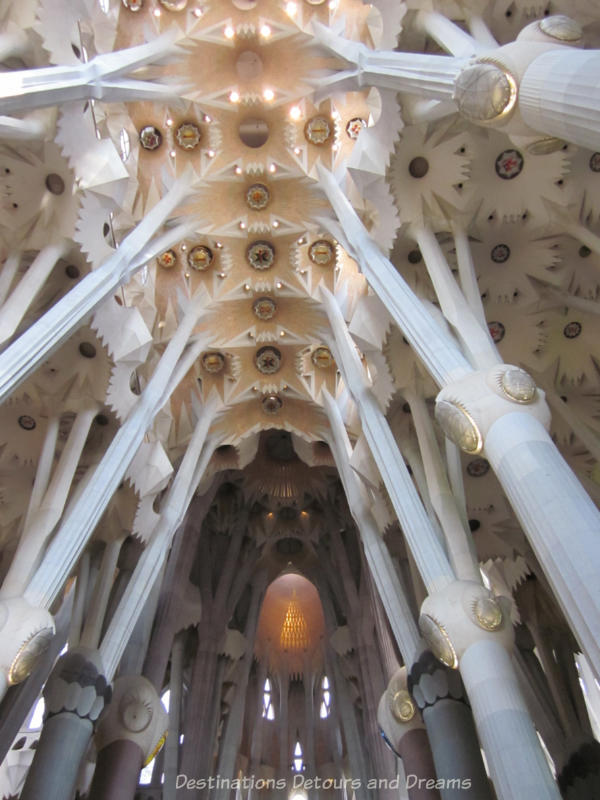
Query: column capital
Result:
<box><xmin>418</xmin><ymin>582</ymin><xmax>514</xmax><ymax>671</ymax></box>
<box><xmin>435</xmin><ymin>365</ymin><xmax>550</xmax><ymax>456</ymax></box>
<box><xmin>94</xmin><ymin>674</ymin><xmax>167</xmax><ymax>766</ymax></box>
<box><xmin>43</xmin><ymin>647</ymin><xmax>111</xmax><ymax>725</ymax></box>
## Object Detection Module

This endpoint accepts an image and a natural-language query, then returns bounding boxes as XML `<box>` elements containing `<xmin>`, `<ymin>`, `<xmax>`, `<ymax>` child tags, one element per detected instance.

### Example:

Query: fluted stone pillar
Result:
<box><xmin>87</xmin><ymin>674</ymin><xmax>168</xmax><ymax>800</ymax></box>
<box><xmin>520</xmin><ymin>47</ymin><xmax>600</xmax><ymax>151</ymax></box>
<box><xmin>20</xmin><ymin>648</ymin><xmax>111</xmax><ymax>800</ymax></box>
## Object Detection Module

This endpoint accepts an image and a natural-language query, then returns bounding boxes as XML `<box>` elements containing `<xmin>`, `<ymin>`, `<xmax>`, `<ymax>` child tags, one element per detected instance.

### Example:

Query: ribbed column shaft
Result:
<box><xmin>485</xmin><ymin>412</ymin><xmax>600</xmax><ymax>680</ymax></box>
<box><xmin>520</xmin><ymin>49</ymin><xmax>600</xmax><ymax>151</ymax></box>
<box><xmin>460</xmin><ymin>639</ymin><xmax>561</xmax><ymax>800</ymax></box>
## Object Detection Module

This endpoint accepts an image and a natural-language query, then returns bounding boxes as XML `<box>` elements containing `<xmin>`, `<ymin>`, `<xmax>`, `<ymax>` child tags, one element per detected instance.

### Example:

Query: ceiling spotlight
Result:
<box><xmin>239</xmin><ymin>221</ymin><xmax>247</xmax><ymax>229</ymax></box>
<box><xmin>293</xmin><ymin>147</ymin><xmax>301</xmax><ymax>155</ymax></box>
<box><xmin>235</xmin><ymin>166</ymin><xmax>242</xmax><ymax>175</ymax></box>
<box><xmin>229</xmin><ymin>90</ymin><xmax>240</xmax><ymax>103</ymax></box>
<box><xmin>216</xmin><ymin>242</ymin><xmax>223</xmax><ymax>248</ymax></box>
<box><xmin>153</xmin><ymin>7</ymin><xmax>161</xmax><ymax>16</ymax></box>
<box><xmin>207</xmin><ymin>149</ymin><xmax>215</xmax><ymax>157</ymax></box>
<box><xmin>260</xmin><ymin>24</ymin><xmax>272</xmax><ymax>37</ymax></box>
<box><xmin>166</xmin><ymin>118</ymin><xmax>173</xmax><ymax>127</ymax></box>
<box><xmin>268</xmin><ymin>163</ymin><xmax>276</xmax><ymax>173</ymax></box>
<box><xmin>272</xmin><ymin>220</ymin><xmax>279</xmax><ymax>228</ymax></box>
<box><xmin>204</xmin><ymin>114</ymin><xmax>212</xmax><ymax>123</ymax></box>
<box><xmin>286</xmin><ymin>1</ymin><xmax>297</xmax><ymax>16</ymax></box>
<box><xmin>280</xmin><ymin>330</ymin><xmax>285</xmax><ymax>337</ymax></box>
<box><xmin>289</xmin><ymin>105</ymin><xmax>301</xmax><ymax>121</ymax></box>
<box><xmin>224</xmin><ymin>25</ymin><xmax>235</xmax><ymax>39</ymax></box>
<box><xmin>170</xmin><ymin>149</ymin><xmax>177</xmax><ymax>158</ymax></box>
<box><xmin>193</xmin><ymin>7</ymin><xmax>203</xmax><ymax>17</ymax></box>
<box><xmin>244</xmin><ymin>283</ymin><xmax>251</xmax><ymax>291</ymax></box>
<box><xmin>276</xmin><ymin>281</ymin><xmax>282</xmax><ymax>289</ymax></box>
<box><xmin>263</xmin><ymin>88</ymin><xmax>275</xmax><ymax>102</ymax></box>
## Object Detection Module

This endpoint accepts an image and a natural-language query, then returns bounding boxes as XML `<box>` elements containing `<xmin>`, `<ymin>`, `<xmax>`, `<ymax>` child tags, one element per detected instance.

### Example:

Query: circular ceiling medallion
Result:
<box><xmin>159</xmin><ymin>0</ymin><xmax>187</xmax><ymax>8</ymax></box>
<box><xmin>157</xmin><ymin>249</ymin><xmax>177</xmax><ymax>269</ymax></box>
<box><xmin>246</xmin><ymin>183</ymin><xmax>270</xmax><ymax>210</ymax></box>
<box><xmin>122</xmin><ymin>0</ymin><xmax>143</xmax><ymax>9</ymax></box>
<box><xmin>500</xmin><ymin>368</ymin><xmax>536</xmax><ymax>403</ymax></box>
<box><xmin>255</xmin><ymin>346</ymin><xmax>282</xmax><ymax>374</ymax></box>
<box><xmin>175</xmin><ymin>122</ymin><xmax>201</xmax><ymax>150</ymax></box>
<box><xmin>488</xmin><ymin>321</ymin><xmax>505</xmax><ymax>343</ymax></box>
<box><xmin>539</xmin><ymin>14</ymin><xmax>583</xmax><ymax>41</ymax></box>
<box><xmin>491</xmin><ymin>244</ymin><xmax>510</xmax><ymax>263</ymax></box>
<box><xmin>262</xmin><ymin>394</ymin><xmax>283</xmax><ymax>414</ymax></box>
<box><xmin>18</xmin><ymin>415</ymin><xmax>36</xmax><ymax>431</ymax></box>
<box><xmin>346</xmin><ymin>117</ymin><xmax>367</xmax><ymax>139</ymax></box>
<box><xmin>305</xmin><ymin>0</ymin><xmax>327</xmax><ymax>4</ymax></box>
<box><xmin>308</xmin><ymin>239</ymin><xmax>334</xmax><ymax>266</ymax></box>
<box><xmin>466</xmin><ymin>457</ymin><xmax>490</xmax><ymax>478</ymax></box>
<box><xmin>311</xmin><ymin>346</ymin><xmax>334</xmax><ymax>368</ymax></box>
<box><xmin>304</xmin><ymin>116</ymin><xmax>333</xmax><ymax>146</ymax></box>
<box><xmin>589</xmin><ymin>153</ymin><xmax>600</xmax><ymax>173</ymax></box>
<box><xmin>253</xmin><ymin>297</ymin><xmax>277</xmax><ymax>320</ymax></box>
<box><xmin>139</xmin><ymin>125</ymin><xmax>162</xmax><ymax>151</ymax></box>
<box><xmin>495</xmin><ymin>149</ymin><xmax>523</xmax><ymax>180</ymax></box>
<box><xmin>563</xmin><ymin>320</ymin><xmax>582</xmax><ymax>339</ymax></box>
<box><xmin>187</xmin><ymin>245</ymin><xmax>213</xmax><ymax>271</ymax></box>
<box><xmin>247</xmin><ymin>240</ymin><xmax>275</xmax><ymax>270</ymax></box>
<box><xmin>202</xmin><ymin>352</ymin><xmax>226</xmax><ymax>374</ymax></box>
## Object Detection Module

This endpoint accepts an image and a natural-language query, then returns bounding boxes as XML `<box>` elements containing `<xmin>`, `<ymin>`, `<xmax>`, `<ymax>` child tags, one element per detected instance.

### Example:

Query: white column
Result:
<box><xmin>412</xmin><ymin>225</ymin><xmax>500</xmax><ymax>370</ymax></box>
<box><xmin>0</xmin><ymin>241</ymin><xmax>70</xmax><ymax>345</ymax></box>
<box><xmin>451</xmin><ymin>224</ymin><xmax>488</xmax><ymax>328</ymax></box>
<box><xmin>0</xmin><ymin>170</ymin><xmax>198</xmax><ymax>402</ymax></box>
<box><xmin>322</xmin><ymin>388</ymin><xmax>422</xmax><ymax>664</ymax></box>
<box><xmin>311</xmin><ymin>21</ymin><xmax>464</xmax><ymax>101</ymax></box>
<box><xmin>460</xmin><ymin>639</ymin><xmax>561</xmax><ymax>799</ymax></box>
<box><xmin>0</xmin><ymin>32</ymin><xmax>180</xmax><ymax>114</ymax></box>
<box><xmin>415</xmin><ymin>10</ymin><xmax>484</xmax><ymax>57</ymax></box>
<box><xmin>403</xmin><ymin>388</ymin><xmax>480</xmax><ymax>583</ymax></box>
<box><xmin>321</xmin><ymin>287</ymin><xmax>455</xmax><ymax>594</ymax></box>
<box><xmin>0</xmin><ymin>252</ymin><xmax>21</xmax><ymax>305</ymax></box>
<box><xmin>99</xmin><ymin>399</ymin><xmax>219</xmax><ymax>680</ymax></box>
<box><xmin>520</xmin><ymin>49</ymin><xmax>600</xmax><ymax>151</ymax></box>
<box><xmin>79</xmin><ymin>538</ymin><xmax>125</xmax><ymax>650</ymax></box>
<box><xmin>0</xmin><ymin>114</ymin><xmax>47</xmax><ymax>141</ymax></box>
<box><xmin>484</xmin><ymin>411</ymin><xmax>600</xmax><ymax>678</ymax></box>
<box><xmin>1</xmin><ymin>405</ymin><xmax>99</xmax><ymax>597</ymax></box>
<box><xmin>23</xmin><ymin>298</ymin><xmax>211</xmax><ymax>612</ymax></box>
<box><xmin>316</xmin><ymin>165</ymin><xmax>472</xmax><ymax>387</ymax></box>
